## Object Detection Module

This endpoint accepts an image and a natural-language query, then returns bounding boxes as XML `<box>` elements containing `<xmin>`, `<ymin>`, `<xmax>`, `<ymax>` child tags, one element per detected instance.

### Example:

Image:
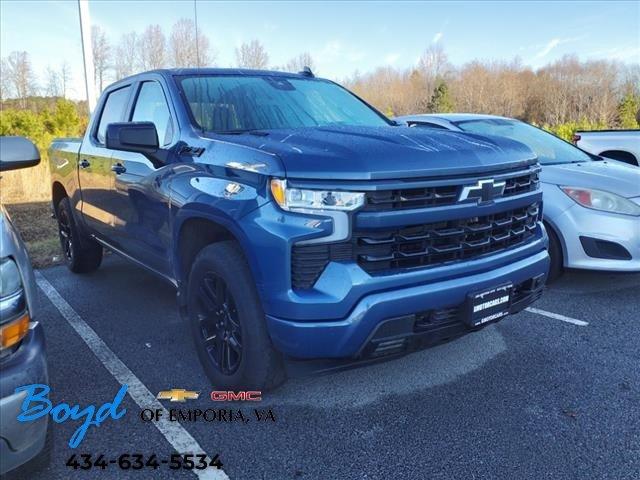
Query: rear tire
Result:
<box><xmin>56</xmin><ymin>197</ymin><xmax>102</xmax><ymax>273</ymax></box>
<box><xmin>186</xmin><ymin>241</ymin><xmax>285</xmax><ymax>391</ymax></box>
<box><xmin>545</xmin><ymin>222</ymin><xmax>563</xmax><ymax>283</ymax></box>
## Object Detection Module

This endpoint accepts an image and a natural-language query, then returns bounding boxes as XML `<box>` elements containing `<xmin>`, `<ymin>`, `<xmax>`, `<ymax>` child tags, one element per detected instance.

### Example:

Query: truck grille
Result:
<box><xmin>291</xmin><ymin>203</ymin><xmax>540</xmax><ymax>289</ymax></box>
<box><xmin>363</xmin><ymin>169</ymin><xmax>539</xmax><ymax>211</ymax></box>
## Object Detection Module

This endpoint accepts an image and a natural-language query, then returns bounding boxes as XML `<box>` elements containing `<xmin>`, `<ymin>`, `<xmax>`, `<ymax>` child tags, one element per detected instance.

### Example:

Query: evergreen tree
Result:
<box><xmin>427</xmin><ymin>81</ymin><xmax>454</xmax><ymax>113</ymax></box>
<box><xmin>617</xmin><ymin>91</ymin><xmax>640</xmax><ymax>129</ymax></box>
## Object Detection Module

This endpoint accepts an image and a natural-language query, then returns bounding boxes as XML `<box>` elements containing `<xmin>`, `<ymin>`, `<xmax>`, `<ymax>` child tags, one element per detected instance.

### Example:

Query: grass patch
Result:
<box><xmin>4</xmin><ymin>201</ymin><xmax>62</xmax><ymax>269</ymax></box>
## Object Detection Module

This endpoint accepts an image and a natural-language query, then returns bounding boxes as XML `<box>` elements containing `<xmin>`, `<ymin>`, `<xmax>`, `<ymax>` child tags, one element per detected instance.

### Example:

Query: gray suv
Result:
<box><xmin>0</xmin><ymin>136</ymin><xmax>50</xmax><ymax>475</ymax></box>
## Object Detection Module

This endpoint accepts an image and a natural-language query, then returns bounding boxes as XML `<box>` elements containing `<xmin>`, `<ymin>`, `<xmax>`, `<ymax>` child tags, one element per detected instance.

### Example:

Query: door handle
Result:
<box><xmin>79</xmin><ymin>159</ymin><xmax>90</xmax><ymax>169</ymax></box>
<box><xmin>111</xmin><ymin>163</ymin><xmax>126</xmax><ymax>175</ymax></box>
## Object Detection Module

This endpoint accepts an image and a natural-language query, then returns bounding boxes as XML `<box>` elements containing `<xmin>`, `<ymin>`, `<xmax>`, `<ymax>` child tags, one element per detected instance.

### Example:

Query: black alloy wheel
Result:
<box><xmin>56</xmin><ymin>197</ymin><xmax>102</xmax><ymax>273</ymax></box>
<box><xmin>196</xmin><ymin>272</ymin><xmax>243</xmax><ymax>375</ymax></box>
<box><xmin>186</xmin><ymin>241</ymin><xmax>285</xmax><ymax>390</ymax></box>
<box><xmin>57</xmin><ymin>206</ymin><xmax>74</xmax><ymax>262</ymax></box>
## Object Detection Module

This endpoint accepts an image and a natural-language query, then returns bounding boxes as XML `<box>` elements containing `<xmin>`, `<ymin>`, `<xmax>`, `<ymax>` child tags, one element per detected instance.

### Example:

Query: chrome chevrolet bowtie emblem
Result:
<box><xmin>459</xmin><ymin>179</ymin><xmax>506</xmax><ymax>204</ymax></box>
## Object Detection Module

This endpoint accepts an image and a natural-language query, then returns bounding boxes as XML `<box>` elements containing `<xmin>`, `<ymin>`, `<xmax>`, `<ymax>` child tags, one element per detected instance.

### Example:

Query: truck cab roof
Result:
<box><xmin>110</xmin><ymin>67</ymin><xmax>317</xmax><ymax>89</ymax></box>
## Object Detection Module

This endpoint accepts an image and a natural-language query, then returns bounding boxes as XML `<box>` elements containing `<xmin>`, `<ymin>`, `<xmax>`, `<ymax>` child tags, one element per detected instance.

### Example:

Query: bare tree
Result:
<box><xmin>418</xmin><ymin>44</ymin><xmax>450</xmax><ymax>82</ymax></box>
<box><xmin>347</xmin><ymin>67</ymin><xmax>416</xmax><ymax>116</ymax></box>
<box><xmin>284</xmin><ymin>52</ymin><xmax>316</xmax><ymax>73</ymax></box>
<box><xmin>4</xmin><ymin>51</ymin><xmax>37</xmax><ymax>108</ymax></box>
<box><xmin>169</xmin><ymin>18</ymin><xmax>212</xmax><ymax>67</ymax></box>
<box><xmin>45</xmin><ymin>66</ymin><xmax>62</xmax><ymax>97</ymax></box>
<box><xmin>0</xmin><ymin>58</ymin><xmax>10</xmax><ymax>101</ymax></box>
<box><xmin>138</xmin><ymin>25</ymin><xmax>166</xmax><ymax>70</ymax></box>
<box><xmin>235</xmin><ymin>40</ymin><xmax>269</xmax><ymax>69</ymax></box>
<box><xmin>60</xmin><ymin>61</ymin><xmax>71</xmax><ymax>98</ymax></box>
<box><xmin>114</xmin><ymin>32</ymin><xmax>138</xmax><ymax>80</ymax></box>
<box><xmin>92</xmin><ymin>25</ymin><xmax>111</xmax><ymax>93</ymax></box>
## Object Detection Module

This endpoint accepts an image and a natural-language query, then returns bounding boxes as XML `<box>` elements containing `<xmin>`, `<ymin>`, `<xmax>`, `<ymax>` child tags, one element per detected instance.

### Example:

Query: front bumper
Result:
<box><xmin>0</xmin><ymin>322</ymin><xmax>49</xmax><ymax>475</ymax></box>
<box><xmin>267</xmin><ymin>248</ymin><xmax>549</xmax><ymax>359</ymax></box>
<box><xmin>553</xmin><ymin>202</ymin><xmax>640</xmax><ymax>272</ymax></box>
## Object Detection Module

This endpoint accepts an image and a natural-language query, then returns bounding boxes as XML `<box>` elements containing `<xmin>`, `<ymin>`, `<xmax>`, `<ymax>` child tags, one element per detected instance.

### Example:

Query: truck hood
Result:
<box><xmin>540</xmin><ymin>159</ymin><xmax>640</xmax><ymax>198</ymax></box>
<box><xmin>215</xmin><ymin>126</ymin><xmax>536</xmax><ymax>180</ymax></box>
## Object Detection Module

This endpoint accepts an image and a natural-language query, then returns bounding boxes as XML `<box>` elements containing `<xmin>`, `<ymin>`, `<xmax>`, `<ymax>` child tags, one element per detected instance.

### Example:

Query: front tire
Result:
<box><xmin>186</xmin><ymin>241</ymin><xmax>285</xmax><ymax>391</ymax></box>
<box><xmin>56</xmin><ymin>197</ymin><xmax>103</xmax><ymax>273</ymax></box>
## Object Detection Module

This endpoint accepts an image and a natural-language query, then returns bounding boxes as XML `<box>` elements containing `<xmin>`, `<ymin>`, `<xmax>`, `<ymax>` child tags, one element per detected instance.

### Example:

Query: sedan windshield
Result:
<box><xmin>454</xmin><ymin>118</ymin><xmax>593</xmax><ymax>165</ymax></box>
<box><xmin>177</xmin><ymin>75</ymin><xmax>390</xmax><ymax>133</ymax></box>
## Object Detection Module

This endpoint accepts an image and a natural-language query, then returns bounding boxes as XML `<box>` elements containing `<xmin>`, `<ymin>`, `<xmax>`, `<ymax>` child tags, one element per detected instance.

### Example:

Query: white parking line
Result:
<box><xmin>35</xmin><ymin>271</ymin><xmax>229</xmax><ymax>480</ymax></box>
<box><xmin>525</xmin><ymin>307</ymin><xmax>589</xmax><ymax>326</ymax></box>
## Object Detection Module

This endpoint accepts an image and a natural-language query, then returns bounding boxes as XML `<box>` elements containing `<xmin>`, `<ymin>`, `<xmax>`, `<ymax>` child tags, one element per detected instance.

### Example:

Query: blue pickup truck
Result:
<box><xmin>49</xmin><ymin>68</ymin><xmax>549</xmax><ymax>389</ymax></box>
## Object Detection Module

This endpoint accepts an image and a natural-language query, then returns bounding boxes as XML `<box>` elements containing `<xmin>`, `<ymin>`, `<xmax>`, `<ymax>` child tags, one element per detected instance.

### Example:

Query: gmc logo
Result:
<box><xmin>459</xmin><ymin>179</ymin><xmax>506</xmax><ymax>204</ymax></box>
<box><xmin>210</xmin><ymin>391</ymin><xmax>262</xmax><ymax>401</ymax></box>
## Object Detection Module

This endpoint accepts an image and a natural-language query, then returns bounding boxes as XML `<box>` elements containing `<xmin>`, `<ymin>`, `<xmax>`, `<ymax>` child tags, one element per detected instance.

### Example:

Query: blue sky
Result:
<box><xmin>1</xmin><ymin>0</ymin><xmax>638</xmax><ymax>99</ymax></box>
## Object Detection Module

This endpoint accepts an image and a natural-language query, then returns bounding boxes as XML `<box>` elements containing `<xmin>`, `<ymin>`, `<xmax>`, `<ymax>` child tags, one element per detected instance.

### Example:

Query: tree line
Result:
<box><xmin>346</xmin><ymin>44</ymin><xmax>640</xmax><ymax>136</ymax></box>
<box><xmin>1</xmin><ymin>25</ymin><xmax>638</xmax><ymax>203</ymax></box>
<box><xmin>0</xmin><ymin>18</ymin><xmax>316</xmax><ymax>103</ymax></box>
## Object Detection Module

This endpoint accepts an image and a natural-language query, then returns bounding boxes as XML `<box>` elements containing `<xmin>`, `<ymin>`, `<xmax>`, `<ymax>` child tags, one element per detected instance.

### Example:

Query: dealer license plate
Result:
<box><xmin>465</xmin><ymin>283</ymin><xmax>513</xmax><ymax>327</ymax></box>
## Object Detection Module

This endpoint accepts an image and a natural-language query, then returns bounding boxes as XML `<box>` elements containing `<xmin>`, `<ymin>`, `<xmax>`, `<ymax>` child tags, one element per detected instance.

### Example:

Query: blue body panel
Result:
<box><xmin>48</xmin><ymin>68</ymin><xmax>549</xmax><ymax>360</ymax></box>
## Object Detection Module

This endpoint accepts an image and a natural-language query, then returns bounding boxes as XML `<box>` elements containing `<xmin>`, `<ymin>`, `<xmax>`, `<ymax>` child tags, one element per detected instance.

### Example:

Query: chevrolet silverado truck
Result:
<box><xmin>49</xmin><ymin>68</ymin><xmax>549</xmax><ymax>390</ymax></box>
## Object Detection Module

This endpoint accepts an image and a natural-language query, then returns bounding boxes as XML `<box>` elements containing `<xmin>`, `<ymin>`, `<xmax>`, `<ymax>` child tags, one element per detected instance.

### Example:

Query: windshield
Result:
<box><xmin>454</xmin><ymin>118</ymin><xmax>593</xmax><ymax>165</ymax></box>
<box><xmin>177</xmin><ymin>75</ymin><xmax>390</xmax><ymax>133</ymax></box>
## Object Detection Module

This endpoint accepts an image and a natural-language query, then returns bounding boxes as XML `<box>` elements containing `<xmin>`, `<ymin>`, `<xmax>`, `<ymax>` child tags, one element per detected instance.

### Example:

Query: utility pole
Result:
<box><xmin>194</xmin><ymin>0</ymin><xmax>200</xmax><ymax>67</ymax></box>
<box><xmin>78</xmin><ymin>0</ymin><xmax>96</xmax><ymax>113</ymax></box>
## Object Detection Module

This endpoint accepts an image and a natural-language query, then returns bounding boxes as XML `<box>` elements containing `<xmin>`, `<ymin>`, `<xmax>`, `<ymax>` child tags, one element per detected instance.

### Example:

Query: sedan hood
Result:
<box><xmin>215</xmin><ymin>126</ymin><xmax>536</xmax><ymax>180</ymax></box>
<box><xmin>541</xmin><ymin>159</ymin><xmax>640</xmax><ymax>198</ymax></box>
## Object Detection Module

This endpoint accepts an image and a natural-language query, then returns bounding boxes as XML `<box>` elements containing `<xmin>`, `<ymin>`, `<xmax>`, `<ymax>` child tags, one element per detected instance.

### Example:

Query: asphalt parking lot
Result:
<box><xmin>11</xmin><ymin>255</ymin><xmax>640</xmax><ymax>480</ymax></box>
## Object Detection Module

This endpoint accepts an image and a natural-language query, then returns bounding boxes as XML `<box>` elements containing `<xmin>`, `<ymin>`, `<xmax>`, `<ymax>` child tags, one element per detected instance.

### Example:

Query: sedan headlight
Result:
<box><xmin>0</xmin><ymin>257</ymin><xmax>28</xmax><ymax>351</ymax></box>
<box><xmin>270</xmin><ymin>179</ymin><xmax>365</xmax><ymax>212</ymax></box>
<box><xmin>560</xmin><ymin>187</ymin><xmax>640</xmax><ymax>216</ymax></box>
<box><xmin>0</xmin><ymin>257</ymin><xmax>22</xmax><ymax>298</ymax></box>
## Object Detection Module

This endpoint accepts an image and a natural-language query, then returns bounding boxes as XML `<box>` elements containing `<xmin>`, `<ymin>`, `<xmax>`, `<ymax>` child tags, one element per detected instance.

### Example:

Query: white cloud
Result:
<box><xmin>432</xmin><ymin>32</ymin><xmax>443</xmax><ymax>43</ymax></box>
<box><xmin>535</xmin><ymin>38</ymin><xmax>561</xmax><ymax>58</ymax></box>
<box><xmin>535</xmin><ymin>36</ymin><xmax>585</xmax><ymax>59</ymax></box>
<box><xmin>384</xmin><ymin>53</ymin><xmax>400</xmax><ymax>65</ymax></box>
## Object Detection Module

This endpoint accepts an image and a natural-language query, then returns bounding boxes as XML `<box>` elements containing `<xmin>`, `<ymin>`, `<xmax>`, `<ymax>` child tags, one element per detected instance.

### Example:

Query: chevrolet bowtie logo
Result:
<box><xmin>156</xmin><ymin>389</ymin><xmax>200</xmax><ymax>402</ymax></box>
<box><xmin>459</xmin><ymin>179</ymin><xmax>506</xmax><ymax>204</ymax></box>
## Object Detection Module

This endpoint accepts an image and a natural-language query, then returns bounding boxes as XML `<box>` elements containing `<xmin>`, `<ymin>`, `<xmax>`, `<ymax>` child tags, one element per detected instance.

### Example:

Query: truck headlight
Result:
<box><xmin>270</xmin><ymin>179</ymin><xmax>365</xmax><ymax>212</ymax></box>
<box><xmin>560</xmin><ymin>186</ymin><xmax>640</xmax><ymax>216</ymax></box>
<box><xmin>0</xmin><ymin>257</ymin><xmax>22</xmax><ymax>298</ymax></box>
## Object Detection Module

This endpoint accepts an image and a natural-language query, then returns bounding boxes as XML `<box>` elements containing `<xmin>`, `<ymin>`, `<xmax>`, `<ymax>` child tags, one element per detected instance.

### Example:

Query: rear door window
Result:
<box><xmin>96</xmin><ymin>86</ymin><xmax>131</xmax><ymax>144</ymax></box>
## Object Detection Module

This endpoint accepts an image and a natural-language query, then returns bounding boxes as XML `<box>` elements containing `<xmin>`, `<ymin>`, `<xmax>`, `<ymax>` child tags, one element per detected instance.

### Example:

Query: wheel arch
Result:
<box><xmin>542</xmin><ymin>218</ymin><xmax>567</xmax><ymax>267</ymax></box>
<box><xmin>173</xmin><ymin>208</ymin><xmax>262</xmax><ymax>294</ymax></box>
<box><xmin>598</xmin><ymin>150</ymin><xmax>638</xmax><ymax>166</ymax></box>
<box><xmin>51</xmin><ymin>181</ymin><xmax>68</xmax><ymax>215</ymax></box>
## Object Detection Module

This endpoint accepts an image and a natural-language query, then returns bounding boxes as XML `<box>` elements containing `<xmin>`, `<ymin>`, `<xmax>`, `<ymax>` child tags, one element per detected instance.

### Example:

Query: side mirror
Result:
<box><xmin>106</xmin><ymin>122</ymin><xmax>159</xmax><ymax>154</ymax></box>
<box><xmin>0</xmin><ymin>136</ymin><xmax>41</xmax><ymax>172</ymax></box>
<box><xmin>106</xmin><ymin>122</ymin><xmax>168</xmax><ymax>168</ymax></box>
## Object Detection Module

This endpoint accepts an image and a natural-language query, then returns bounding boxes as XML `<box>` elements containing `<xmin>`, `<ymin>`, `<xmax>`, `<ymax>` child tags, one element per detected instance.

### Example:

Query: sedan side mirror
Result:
<box><xmin>0</xmin><ymin>136</ymin><xmax>41</xmax><ymax>172</ymax></box>
<box><xmin>106</xmin><ymin>122</ymin><xmax>167</xmax><ymax>167</ymax></box>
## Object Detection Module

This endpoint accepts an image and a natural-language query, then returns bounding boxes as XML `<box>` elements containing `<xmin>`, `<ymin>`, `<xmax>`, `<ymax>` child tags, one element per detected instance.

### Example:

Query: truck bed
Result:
<box><xmin>48</xmin><ymin>138</ymin><xmax>82</xmax><ymax>188</ymax></box>
<box><xmin>575</xmin><ymin>130</ymin><xmax>639</xmax><ymax>166</ymax></box>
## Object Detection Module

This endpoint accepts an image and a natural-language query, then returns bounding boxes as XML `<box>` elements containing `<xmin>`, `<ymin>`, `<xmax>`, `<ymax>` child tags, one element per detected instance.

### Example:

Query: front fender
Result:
<box><xmin>169</xmin><ymin>165</ymin><xmax>270</xmax><ymax>289</ymax></box>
